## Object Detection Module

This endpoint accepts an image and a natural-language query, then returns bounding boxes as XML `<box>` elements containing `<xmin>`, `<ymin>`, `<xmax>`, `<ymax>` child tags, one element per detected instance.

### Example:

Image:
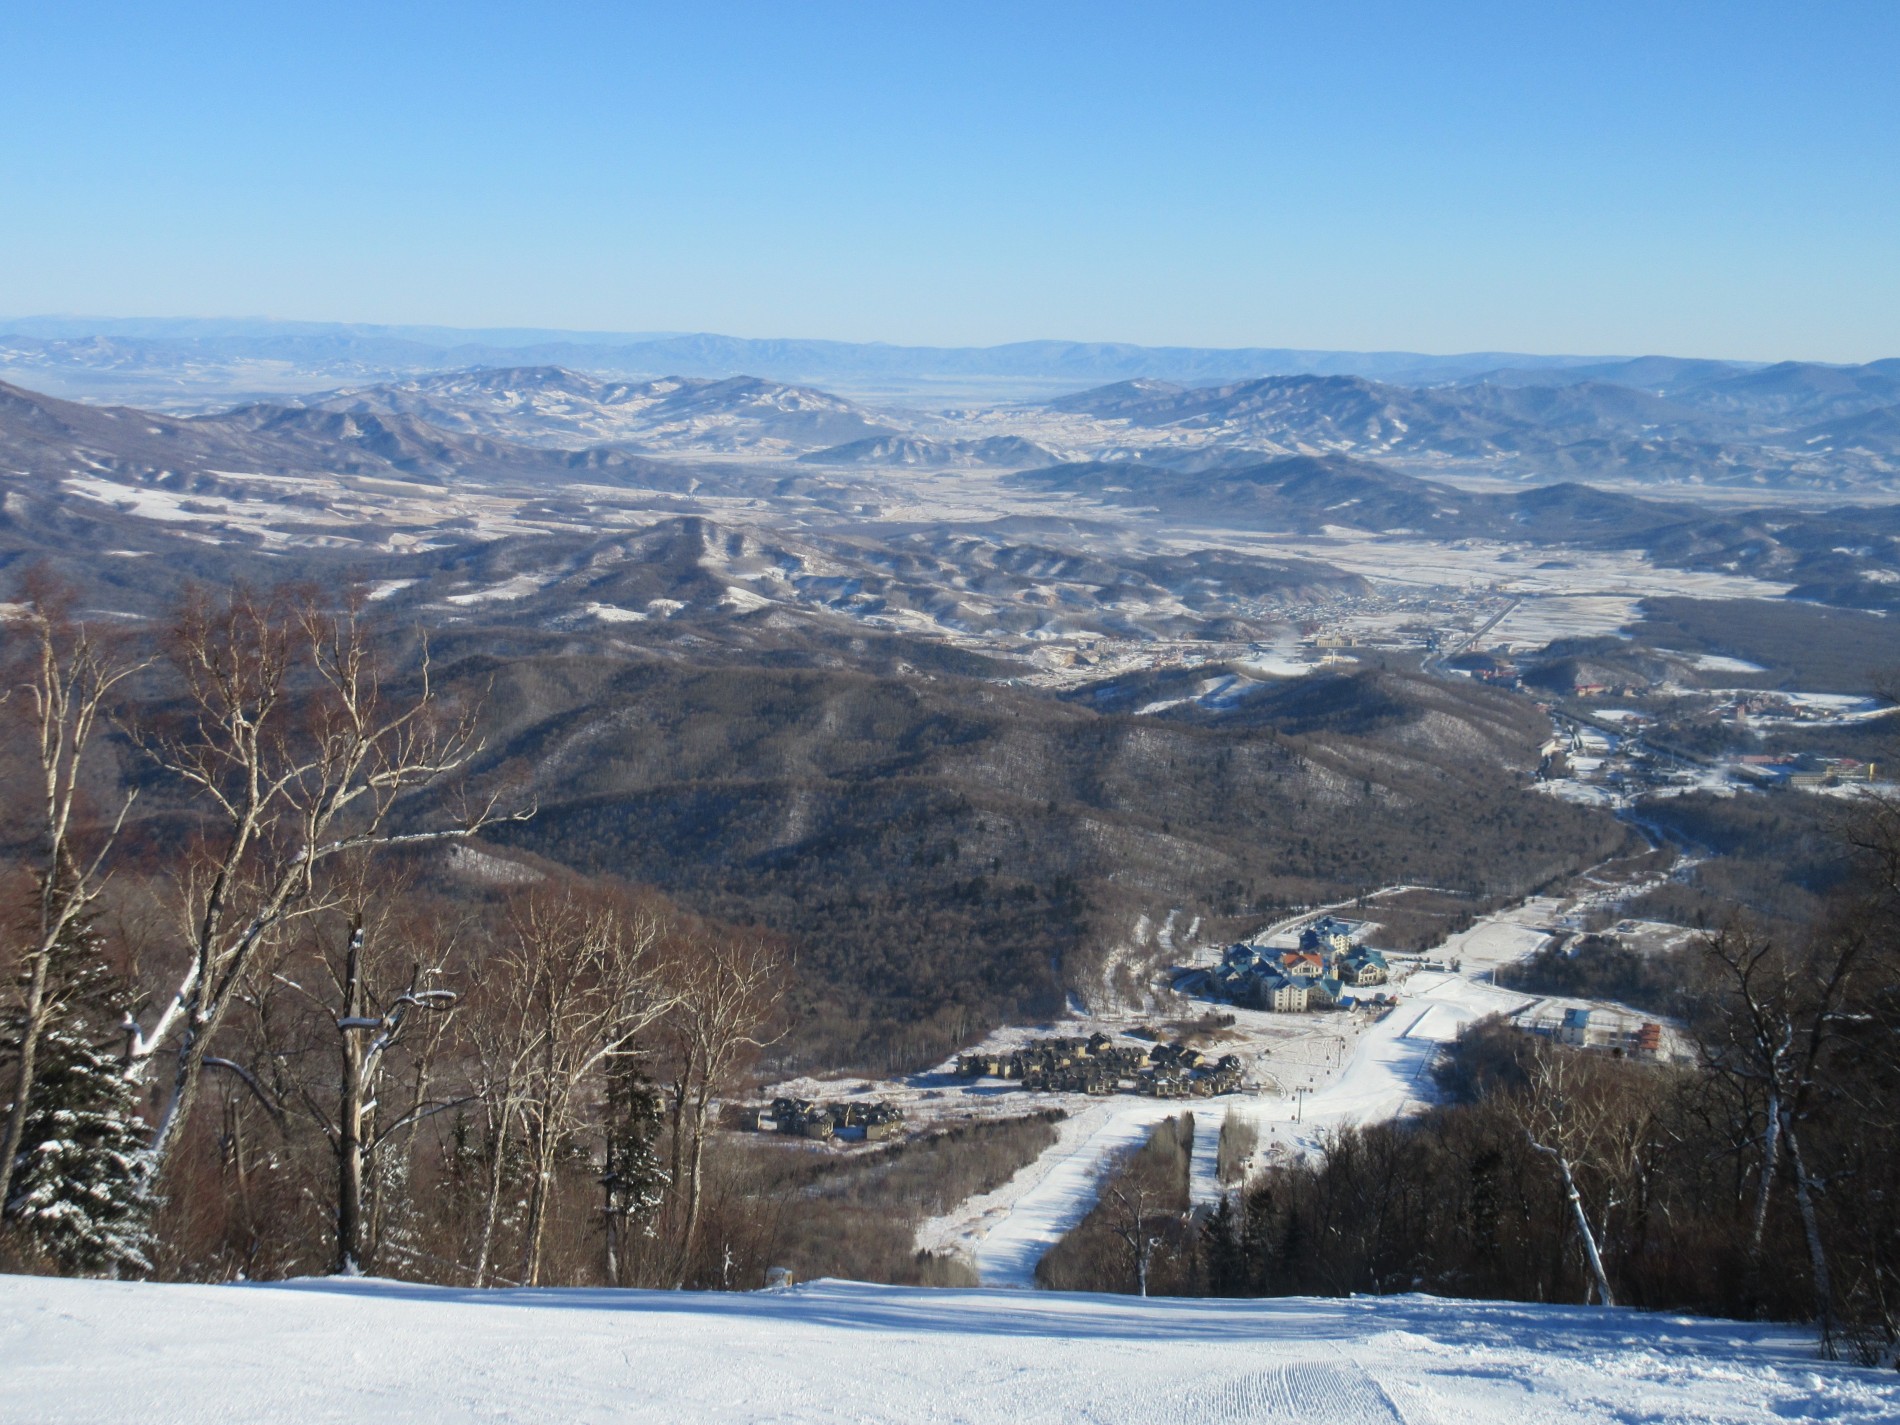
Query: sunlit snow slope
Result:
<box><xmin>4</xmin><ymin>1274</ymin><xmax>1894</xmax><ymax>1424</ymax></box>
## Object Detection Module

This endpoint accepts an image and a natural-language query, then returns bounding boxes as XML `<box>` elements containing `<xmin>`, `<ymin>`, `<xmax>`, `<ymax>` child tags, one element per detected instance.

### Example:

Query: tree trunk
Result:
<box><xmin>1782</xmin><ymin>1112</ymin><xmax>1836</xmax><ymax>1358</ymax></box>
<box><xmin>1530</xmin><ymin>1135</ymin><xmax>1614</xmax><ymax>1308</ymax></box>
<box><xmin>1556</xmin><ymin>1153</ymin><xmax>1615</xmax><ymax>1308</ymax></box>
<box><xmin>521</xmin><ymin>1116</ymin><xmax>554</xmax><ymax>1287</ymax></box>
<box><xmin>0</xmin><ymin>953</ymin><xmax>54</xmax><ymax>1216</ymax></box>
<box><xmin>602</xmin><ymin>1154</ymin><xmax>620</xmax><ymax>1288</ymax></box>
<box><xmin>474</xmin><ymin>1104</ymin><xmax>514</xmax><ymax>1288</ymax></box>
<box><xmin>336</xmin><ymin>934</ymin><xmax>367</xmax><ymax>1276</ymax></box>
<box><xmin>146</xmin><ymin>927</ymin><xmax>266</xmax><ymax>1183</ymax></box>
<box><xmin>666</xmin><ymin>1063</ymin><xmax>692</xmax><ymax>1224</ymax></box>
<box><xmin>1748</xmin><ymin>1086</ymin><xmax>1783</xmax><ymax>1258</ymax></box>
<box><xmin>148</xmin><ymin>1015</ymin><xmax>215</xmax><ymax>1179</ymax></box>
<box><xmin>672</xmin><ymin>1096</ymin><xmax>711</xmax><ymax>1289</ymax></box>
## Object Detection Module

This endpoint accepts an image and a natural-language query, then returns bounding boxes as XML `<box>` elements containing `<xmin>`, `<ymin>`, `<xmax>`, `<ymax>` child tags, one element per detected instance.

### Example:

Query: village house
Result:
<box><xmin>1306</xmin><ymin>975</ymin><xmax>1344</xmax><ymax>1009</ymax></box>
<box><xmin>760</xmin><ymin>1097</ymin><xmax>906</xmax><ymax>1142</ymax></box>
<box><xmin>1524</xmin><ymin>1009</ymin><xmax>1667</xmax><ymax>1060</ymax></box>
<box><xmin>957</xmin><ymin>1033</ymin><xmax>1237</xmax><ymax>1098</ymax></box>
<box><xmin>1268</xmin><ymin>977</ymin><xmax>1311</xmax><ymax>1013</ymax></box>
<box><xmin>1340</xmin><ymin>948</ymin><xmax>1389</xmax><ymax>986</ymax></box>
<box><xmin>1300</xmin><ymin>917</ymin><xmax>1356</xmax><ymax>956</ymax></box>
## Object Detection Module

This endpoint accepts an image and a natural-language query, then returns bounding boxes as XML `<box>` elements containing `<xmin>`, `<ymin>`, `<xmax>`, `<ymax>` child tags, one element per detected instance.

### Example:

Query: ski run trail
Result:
<box><xmin>6</xmin><ymin>1272</ymin><xmax>1894</xmax><ymax>1424</ymax></box>
<box><xmin>919</xmin><ymin>896</ymin><xmax>1679</xmax><ymax>1299</ymax></box>
<box><xmin>922</xmin><ymin>897</ymin><xmax>1581</xmax><ymax>1287</ymax></box>
<box><xmin>949</xmin><ymin>966</ymin><xmax>1509</xmax><ymax>1286</ymax></box>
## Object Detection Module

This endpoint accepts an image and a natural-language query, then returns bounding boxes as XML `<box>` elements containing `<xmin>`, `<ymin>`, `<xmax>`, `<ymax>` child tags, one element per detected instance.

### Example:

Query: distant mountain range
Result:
<box><xmin>797</xmin><ymin>434</ymin><xmax>1056</xmax><ymax>468</ymax></box>
<box><xmin>4</xmin><ymin>318</ymin><xmax>1890</xmax><ymax>403</ymax></box>
<box><xmin>1011</xmin><ymin>453</ymin><xmax>1678</xmax><ymax>541</ymax></box>
<box><xmin>0</xmin><ymin>314</ymin><xmax>1832</xmax><ymax>411</ymax></box>
<box><xmin>0</xmin><ymin>317</ymin><xmax>1630</xmax><ymax>396</ymax></box>
<box><xmin>15</xmin><ymin>367</ymin><xmax>1900</xmax><ymax>613</ymax></box>
<box><xmin>301</xmin><ymin>366</ymin><xmax>897</xmax><ymax>455</ymax></box>
<box><xmin>1008</xmin><ymin>451</ymin><xmax>1900</xmax><ymax>607</ymax></box>
<box><xmin>5</xmin><ymin>318</ymin><xmax>1895</xmax><ymax>489</ymax></box>
<box><xmin>168</xmin><ymin>356</ymin><xmax>1900</xmax><ymax>483</ymax></box>
<box><xmin>0</xmin><ymin>378</ymin><xmax>688</xmax><ymax>489</ymax></box>
<box><xmin>1042</xmin><ymin>369</ymin><xmax>1900</xmax><ymax>488</ymax></box>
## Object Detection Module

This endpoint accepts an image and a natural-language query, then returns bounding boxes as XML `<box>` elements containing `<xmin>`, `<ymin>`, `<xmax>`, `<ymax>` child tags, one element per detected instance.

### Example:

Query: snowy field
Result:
<box><xmin>5</xmin><ymin>1273</ymin><xmax>1892</xmax><ymax>1425</ymax></box>
<box><xmin>1200</xmin><ymin>529</ymin><xmax>1793</xmax><ymax>602</ymax></box>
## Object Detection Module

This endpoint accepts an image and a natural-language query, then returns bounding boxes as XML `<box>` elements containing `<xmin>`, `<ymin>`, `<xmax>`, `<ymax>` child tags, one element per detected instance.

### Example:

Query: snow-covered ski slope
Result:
<box><xmin>930</xmin><ymin>904</ymin><xmax>1556</xmax><ymax>1286</ymax></box>
<box><xmin>4</xmin><ymin>1273</ymin><xmax>1892</xmax><ymax>1424</ymax></box>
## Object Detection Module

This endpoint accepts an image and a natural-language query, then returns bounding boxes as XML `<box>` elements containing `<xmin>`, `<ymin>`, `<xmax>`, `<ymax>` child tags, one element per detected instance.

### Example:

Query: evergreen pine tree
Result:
<box><xmin>603</xmin><ymin>1068</ymin><xmax>669</xmax><ymax>1237</ymax></box>
<box><xmin>3</xmin><ymin>917</ymin><xmax>151</xmax><ymax>1276</ymax></box>
<box><xmin>6</xmin><ymin>1017</ymin><xmax>152</xmax><ymax>1275</ymax></box>
<box><xmin>1201</xmin><ymin>1192</ymin><xmax>1245</xmax><ymax>1296</ymax></box>
<box><xmin>1240</xmin><ymin>1182</ymin><xmax>1280</xmax><ymax>1294</ymax></box>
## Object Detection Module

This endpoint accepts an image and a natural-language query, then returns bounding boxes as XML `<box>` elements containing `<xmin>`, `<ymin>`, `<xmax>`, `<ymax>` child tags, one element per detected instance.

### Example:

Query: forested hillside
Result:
<box><xmin>447</xmin><ymin>653</ymin><xmax>1632</xmax><ymax>1069</ymax></box>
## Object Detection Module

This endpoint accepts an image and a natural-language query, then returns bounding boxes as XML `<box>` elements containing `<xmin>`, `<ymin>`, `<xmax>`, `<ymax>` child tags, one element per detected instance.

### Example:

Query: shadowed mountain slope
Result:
<box><xmin>440</xmin><ymin>653</ymin><xmax>1630</xmax><ymax>1070</ymax></box>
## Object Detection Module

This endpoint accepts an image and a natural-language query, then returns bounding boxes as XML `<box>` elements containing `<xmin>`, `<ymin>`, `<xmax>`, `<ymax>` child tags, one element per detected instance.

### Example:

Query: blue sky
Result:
<box><xmin>2</xmin><ymin>2</ymin><xmax>1896</xmax><ymax>359</ymax></box>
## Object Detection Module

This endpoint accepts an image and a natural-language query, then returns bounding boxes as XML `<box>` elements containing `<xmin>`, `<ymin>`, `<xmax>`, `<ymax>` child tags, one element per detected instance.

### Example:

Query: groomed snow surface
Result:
<box><xmin>5</xmin><ymin>1273</ymin><xmax>1893</xmax><ymax>1424</ymax></box>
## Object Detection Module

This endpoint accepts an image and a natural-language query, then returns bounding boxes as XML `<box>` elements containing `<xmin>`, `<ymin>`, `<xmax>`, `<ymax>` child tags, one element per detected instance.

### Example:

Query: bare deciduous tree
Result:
<box><xmin>120</xmin><ymin>585</ymin><xmax>520</xmax><ymax>1188</ymax></box>
<box><xmin>262</xmin><ymin>903</ymin><xmax>463</xmax><ymax>1275</ymax></box>
<box><xmin>1516</xmin><ymin>1046</ymin><xmax>1616</xmax><ymax>1308</ymax></box>
<box><xmin>474</xmin><ymin>884</ymin><xmax>675</xmax><ymax>1287</ymax></box>
<box><xmin>1105</xmin><ymin>1172</ymin><xmax>1167</xmax><ymax>1298</ymax></box>
<box><xmin>1699</xmin><ymin>918</ymin><xmax>1869</xmax><ymax>1353</ymax></box>
<box><xmin>1</xmin><ymin>578</ymin><xmax>145</xmax><ymax>1220</ymax></box>
<box><xmin>661</xmin><ymin>925</ymin><xmax>785</xmax><ymax>1288</ymax></box>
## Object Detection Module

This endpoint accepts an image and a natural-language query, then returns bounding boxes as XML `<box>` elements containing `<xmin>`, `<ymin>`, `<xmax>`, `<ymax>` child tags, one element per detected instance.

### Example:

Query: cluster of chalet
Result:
<box><xmin>1206</xmin><ymin>917</ymin><xmax>1389</xmax><ymax>1013</ymax></box>
<box><xmin>955</xmin><ymin>1032</ymin><xmax>1242</xmax><ymax>1097</ymax></box>
<box><xmin>1140</xmin><ymin>1041</ymin><xmax>1243</xmax><ymax>1098</ymax></box>
<box><xmin>754</xmin><ymin>1097</ymin><xmax>905</xmax><ymax>1142</ymax></box>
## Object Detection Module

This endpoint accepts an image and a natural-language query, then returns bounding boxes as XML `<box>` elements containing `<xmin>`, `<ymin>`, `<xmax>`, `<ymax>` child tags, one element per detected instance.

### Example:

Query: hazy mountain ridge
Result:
<box><xmin>1052</xmin><ymin>373</ymin><xmax>1722</xmax><ymax>443</ymax></box>
<box><xmin>1011</xmin><ymin>453</ymin><xmax>1672</xmax><ymax>538</ymax></box>
<box><xmin>797</xmin><ymin>434</ymin><xmax>1057</xmax><ymax>467</ymax></box>
<box><xmin>263</xmin><ymin>360</ymin><xmax>1900</xmax><ymax>489</ymax></box>
<box><xmin>6</xmin><ymin>320</ymin><xmax>1895</xmax><ymax>488</ymax></box>
<box><xmin>1674</xmin><ymin>358</ymin><xmax>1900</xmax><ymax>421</ymax></box>
<box><xmin>302</xmin><ymin>367</ymin><xmax>899</xmax><ymax>454</ymax></box>
<box><xmin>0</xmin><ymin>378</ymin><xmax>693</xmax><ymax>489</ymax></box>
<box><xmin>1770</xmin><ymin>403</ymin><xmax>1900</xmax><ymax>461</ymax></box>
<box><xmin>0</xmin><ymin>316</ymin><xmax>1633</xmax><ymax>389</ymax></box>
<box><xmin>1010</xmin><ymin>451</ymin><xmax>1900</xmax><ymax>603</ymax></box>
<box><xmin>371</xmin><ymin>513</ymin><xmax>1375</xmax><ymax>652</ymax></box>
<box><xmin>14</xmin><ymin>372</ymin><xmax>1900</xmax><ymax>619</ymax></box>
<box><xmin>1042</xmin><ymin>367</ymin><xmax>1900</xmax><ymax>488</ymax></box>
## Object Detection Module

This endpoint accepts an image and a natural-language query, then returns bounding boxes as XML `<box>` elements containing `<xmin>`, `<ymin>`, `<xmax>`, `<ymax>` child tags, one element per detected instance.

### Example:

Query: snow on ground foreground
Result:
<box><xmin>5</xmin><ymin>1274</ymin><xmax>1894</xmax><ymax>1424</ymax></box>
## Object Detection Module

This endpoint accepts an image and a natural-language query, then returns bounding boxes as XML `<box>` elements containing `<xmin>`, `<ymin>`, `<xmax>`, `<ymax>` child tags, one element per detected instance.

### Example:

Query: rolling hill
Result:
<box><xmin>1041</xmin><ymin>369</ymin><xmax>1900</xmax><ymax>488</ymax></box>
<box><xmin>305</xmin><ymin>366</ymin><xmax>900</xmax><ymax>454</ymax></box>
<box><xmin>0</xmin><ymin>378</ymin><xmax>690</xmax><ymax>488</ymax></box>
<box><xmin>798</xmin><ymin>434</ymin><xmax>1056</xmax><ymax>467</ymax></box>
